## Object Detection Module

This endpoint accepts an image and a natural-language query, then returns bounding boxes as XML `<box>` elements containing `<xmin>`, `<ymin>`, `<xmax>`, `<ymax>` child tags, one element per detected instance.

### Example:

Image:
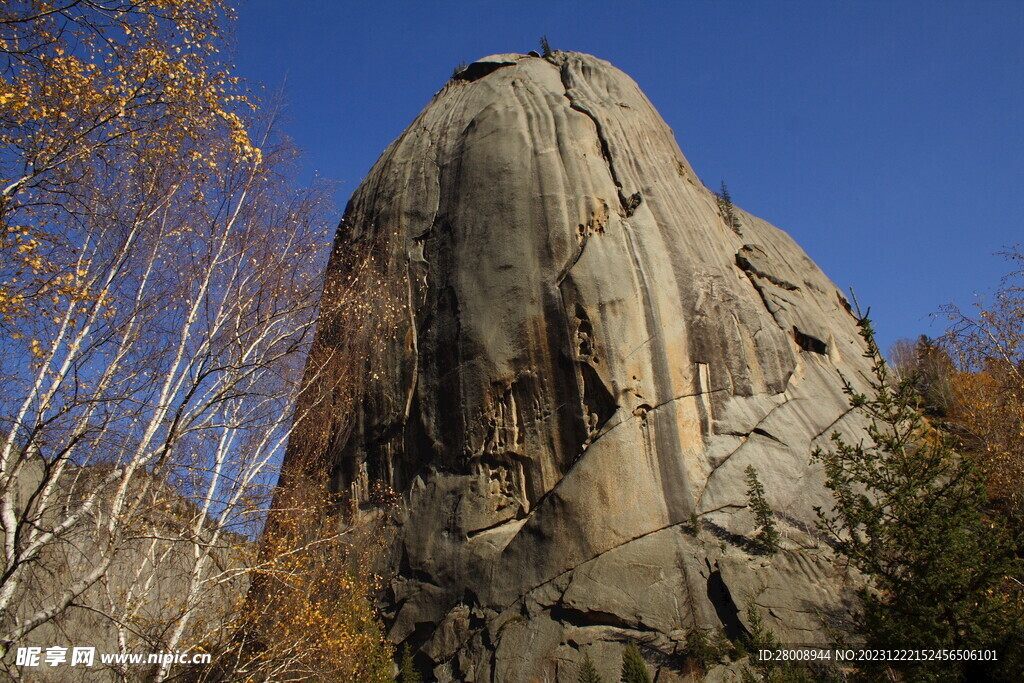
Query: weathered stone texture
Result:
<box><xmin>305</xmin><ymin>51</ymin><xmax>870</xmax><ymax>680</ymax></box>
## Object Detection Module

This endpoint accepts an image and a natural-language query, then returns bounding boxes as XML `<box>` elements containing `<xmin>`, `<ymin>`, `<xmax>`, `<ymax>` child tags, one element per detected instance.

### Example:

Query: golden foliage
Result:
<box><xmin>219</xmin><ymin>476</ymin><xmax>396</xmax><ymax>682</ymax></box>
<box><xmin>206</xmin><ymin>230</ymin><xmax>410</xmax><ymax>682</ymax></box>
<box><xmin>944</xmin><ymin>247</ymin><xmax>1024</xmax><ymax>518</ymax></box>
<box><xmin>0</xmin><ymin>0</ymin><xmax>254</xmax><ymax>328</ymax></box>
<box><xmin>0</xmin><ymin>3</ymin><xmax>401</xmax><ymax>679</ymax></box>
<box><xmin>950</xmin><ymin>367</ymin><xmax>1024</xmax><ymax>513</ymax></box>
<box><xmin>0</xmin><ymin>3</ymin><xmax>407</xmax><ymax>678</ymax></box>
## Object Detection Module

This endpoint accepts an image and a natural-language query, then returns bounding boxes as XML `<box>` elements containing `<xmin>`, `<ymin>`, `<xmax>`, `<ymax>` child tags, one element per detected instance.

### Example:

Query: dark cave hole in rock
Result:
<box><xmin>793</xmin><ymin>326</ymin><xmax>828</xmax><ymax>355</ymax></box>
<box><xmin>706</xmin><ymin>566</ymin><xmax>745</xmax><ymax>642</ymax></box>
<box><xmin>579</xmin><ymin>361</ymin><xmax>617</xmax><ymax>435</ymax></box>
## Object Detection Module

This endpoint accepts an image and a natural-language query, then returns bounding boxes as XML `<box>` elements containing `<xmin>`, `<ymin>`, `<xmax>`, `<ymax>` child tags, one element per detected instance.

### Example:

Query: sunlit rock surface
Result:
<box><xmin>300</xmin><ymin>51</ymin><xmax>871</xmax><ymax>681</ymax></box>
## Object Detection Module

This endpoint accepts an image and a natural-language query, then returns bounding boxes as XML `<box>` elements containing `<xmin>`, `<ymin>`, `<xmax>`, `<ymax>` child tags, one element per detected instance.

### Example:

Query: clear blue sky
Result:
<box><xmin>236</xmin><ymin>0</ymin><xmax>1024</xmax><ymax>354</ymax></box>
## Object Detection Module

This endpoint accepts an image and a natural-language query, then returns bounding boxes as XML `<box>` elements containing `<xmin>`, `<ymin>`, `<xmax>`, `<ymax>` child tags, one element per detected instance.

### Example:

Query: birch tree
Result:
<box><xmin>1</xmin><ymin>4</ymin><xmax>401</xmax><ymax>680</ymax></box>
<box><xmin>0</xmin><ymin>2</ymin><xmax>383</xmax><ymax>679</ymax></box>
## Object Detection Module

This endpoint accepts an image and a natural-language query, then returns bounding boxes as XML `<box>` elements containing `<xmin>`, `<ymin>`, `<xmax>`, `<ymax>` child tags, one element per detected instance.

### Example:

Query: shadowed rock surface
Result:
<box><xmin>297</xmin><ymin>51</ymin><xmax>871</xmax><ymax>681</ymax></box>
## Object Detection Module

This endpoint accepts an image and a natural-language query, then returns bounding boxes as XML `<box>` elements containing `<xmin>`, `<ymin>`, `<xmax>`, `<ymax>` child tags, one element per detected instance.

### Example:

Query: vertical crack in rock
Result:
<box><xmin>554</xmin><ymin>227</ymin><xmax>588</xmax><ymax>286</ymax></box>
<box><xmin>555</xmin><ymin>60</ymin><xmax>642</xmax><ymax>217</ymax></box>
<box><xmin>569</xmin><ymin>304</ymin><xmax>617</xmax><ymax>444</ymax></box>
<box><xmin>403</xmin><ymin>264</ymin><xmax>420</xmax><ymax>423</ymax></box>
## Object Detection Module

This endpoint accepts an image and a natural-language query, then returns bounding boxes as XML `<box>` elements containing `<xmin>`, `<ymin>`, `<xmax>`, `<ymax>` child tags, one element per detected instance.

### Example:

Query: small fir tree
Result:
<box><xmin>620</xmin><ymin>643</ymin><xmax>652</xmax><ymax>683</ymax></box>
<box><xmin>398</xmin><ymin>644</ymin><xmax>421</xmax><ymax>683</ymax></box>
<box><xmin>540</xmin><ymin>35</ymin><xmax>553</xmax><ymax>58</ymax></box>
<box><xmin>684</xmin><ymin>628</ymin><xmax>715</xmax><ymax>671</ymax></box>
<box><xmin>577</xmin><ymin>651</ymin><xmax>603</xmax><ymax>683</ymax></box>
<box><xmin>715</xmin><ymin>181</ymin><xmax>743</xmax><ymax>235</ymax></box>
<box><xmin>718</xmin><ymin>180</ymin><xmax>733</xmax><ymax>206</ymax></box>
<box><xmin>745</xmin><ymin>465</ymin><xmax>780</xmax><ymax>555</ymax></box>
<box><xmin>741</xmin><ymin>603</ymin><xmax>814</xmax><ymax>683</ymax></box>
<box><xmin>813</xmin><ymin>313</ymin><xmax>1024</xmax><ymax>680</ymax></box>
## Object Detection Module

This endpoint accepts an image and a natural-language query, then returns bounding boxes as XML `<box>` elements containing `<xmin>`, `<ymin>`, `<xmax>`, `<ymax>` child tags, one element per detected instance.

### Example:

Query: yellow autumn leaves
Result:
<box><xmin>225</xmin><ymin>478</ymin><xmax>395</xmax><ymax>682</ymax></box>
<box><xmin>2</xmin><ymin>2</ymin><xmax>240</xmax><ymax>332</ymax></box>
<box><xmin>905</xmin><ymin>247</ymin><xmax>1024</xmax><ymax>520</ymax></box>
<box><xmin>0</xmin><ymin>2</ymin><xmax>396</xmax><ymax>680</ymax></box>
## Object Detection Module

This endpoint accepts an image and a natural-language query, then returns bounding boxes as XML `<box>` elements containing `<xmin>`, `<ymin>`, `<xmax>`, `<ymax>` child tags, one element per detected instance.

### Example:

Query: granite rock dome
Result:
<box><xmin>294</xmin><ymin>51</ymin><xmax>870</xmax><ymax>681</ymax></box>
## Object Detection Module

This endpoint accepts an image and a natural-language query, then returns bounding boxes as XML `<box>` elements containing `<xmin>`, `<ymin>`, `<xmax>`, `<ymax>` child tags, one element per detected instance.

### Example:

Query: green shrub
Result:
<box><xmin>745</xmin><ymin>465</ymin><xmax>780</xmax><ymax>555</ymax></box>
<box><xmin>620</xmin><ymin>643</ymin><xmax>651</xmax><ymax>683</ymax></box>
<box><xmin>398</xmin><ymin>644</ymin><xmax>420</xmax><ymax>683</ymax></box>
<box><xmin>577</xmin><ymin>651</ymin><xmax>603</xmax><ymax>683</ymax></box>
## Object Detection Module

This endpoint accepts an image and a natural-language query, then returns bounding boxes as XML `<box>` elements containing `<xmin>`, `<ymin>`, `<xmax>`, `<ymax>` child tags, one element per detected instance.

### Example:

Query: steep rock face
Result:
<box><xmin>304</xmin><ymin>52</ymin><xmax>870</xmax><ymax>681</ymax></box>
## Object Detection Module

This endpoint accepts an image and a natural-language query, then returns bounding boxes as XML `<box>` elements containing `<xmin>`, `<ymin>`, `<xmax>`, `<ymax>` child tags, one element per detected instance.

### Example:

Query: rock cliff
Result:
<box><xmin>299</xmin><ymin>51</ymin><xmax>871</xmax><ymax>681</ymax></box>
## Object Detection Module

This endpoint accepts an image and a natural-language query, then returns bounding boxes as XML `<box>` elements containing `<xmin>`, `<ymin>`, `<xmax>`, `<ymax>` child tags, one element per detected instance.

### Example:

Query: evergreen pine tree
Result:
<box><xmin>741</xmin><ymin>604</ymin><xmax>814</xmax><ymax>682</ymax></box>
<box><xmin>813</xmin><ymin>313</ymin><xmax>1024</xmax><ymax>680</ymax></box>
<box><xmin>398</xmin><ymin>644</ymin><xmax>421</xmax><ymax>683</ymax></box>
<box><xmin>620</xmin><ymin>643</ymin><xmax>652</xmax><ymax>683</ymax></box>
<box><xmin>686</xmin><ymin>628</ymin><xmax>717</xmax><ymax>671</ymax></box>
<box><xmin>715</xmin><ymin>181</ymin><xmax>742</xmax><ymax>235</ymax></box>
<box><xmin>539</xmin><ymin>35</ymin><xmax>553</xmax><ymax>58</ymax></box>
<box><xmin>577</xmin><ymin>651</ymin><xmax>603</xmax><ymax>683</ymax></box>
<box><xmin>718</xmin><ymin>181</ymin><xmax>733</xmax><ymax>207</ymax></box>
<box><xmin>744</xmin><ymin>465</ymin><xmax>780</xmax><ymax>555</ymax></box>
